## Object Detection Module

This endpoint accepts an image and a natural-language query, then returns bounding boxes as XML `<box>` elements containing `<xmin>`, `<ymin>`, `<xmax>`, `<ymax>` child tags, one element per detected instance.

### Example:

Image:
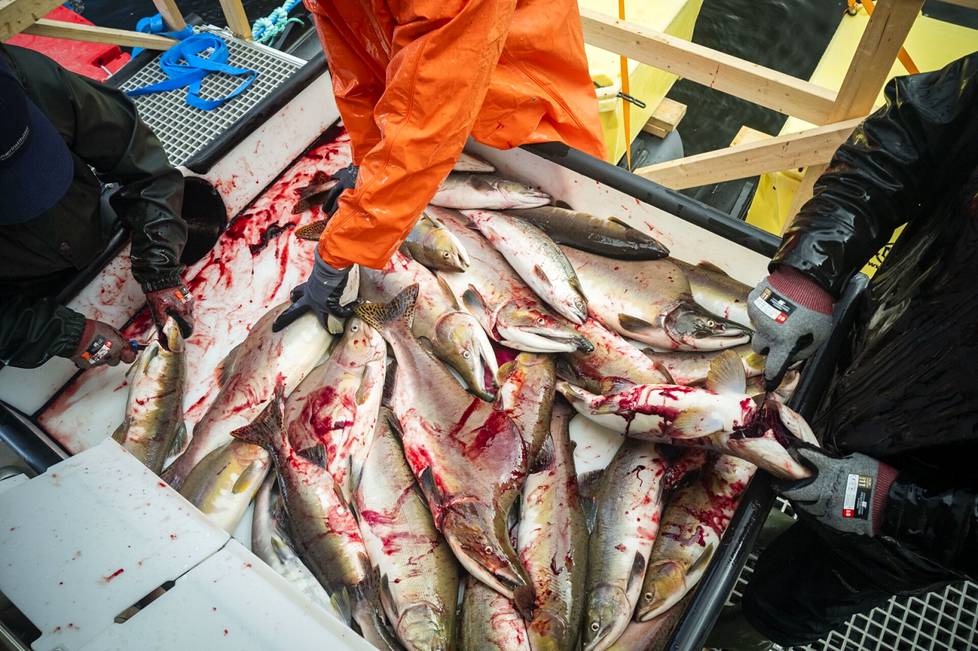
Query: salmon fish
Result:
<box><xmin>642</xmin><ymin>345</ymin><xmax>764</xmax><ymax>386</ymax></box>
<box><xmin>459</xmin><ymin>576</ymin><xmax>530</xmax><ymax>651</ymax></box>
<box><xmin>178</xmin><ymin>438</ymin><xmax>270</xmax><ymax>533</ymax></box>
<box><xmin>582</xmin><ymin>439</ymin><xmax>668</xmax><ymax>651</ymax></box>
<box><xmin>558</xmin><ymin>318</ymin><xmax>670</xmax><ymax>395</ymax></box>
<box><xmin>495</xmin><ymin>352</ymin><xmax>557</xmax><ymax>465</ymax></box>
<box><xmin>432</xmin><ymin>173</ymin><xmax>550</xmax><ymax>210</ymax></box>
<box><xmin>560</xmin><ymin>247</ymin><xmax>751</xmax><ymax>351</ymax></box>
<box><xmin>355</xmin><ymin>286</ymin><xmax>534</xmax><ymax>612</ymax></box>
<box><xmin>355</xmin><ymin>411</ymin><xmax>459</xmax><ymax>651</ymax></box>
<box><xmin>163</xmin><ymin>304</ymin><xmax>331</xmax><ymax>487</ymax></box>
<box><xmin>674</xmin><ymin>260</ymin><xmax>752</xmax><ymax>328</ymax></box>
<box><xmin>113</xmin><ymin>318</ymin><xmax>186</xmax><ymax>474</ymax></box>
<box><xmin>401</xmin><ymin>210</ymin><xmax>472</xmax><ymax>272</ymax></box>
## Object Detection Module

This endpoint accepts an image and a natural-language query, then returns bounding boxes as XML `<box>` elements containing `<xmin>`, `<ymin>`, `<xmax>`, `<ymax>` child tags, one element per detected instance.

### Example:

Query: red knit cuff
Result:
<box><xmin>769</xmin><ymin>268</ymin><xmax>833</xmax><ymax>315</ymax></box>
<box><xmin>873</xmin><ymin>462</ymin><xmax>899</xmax><ymax>535</ymax></box>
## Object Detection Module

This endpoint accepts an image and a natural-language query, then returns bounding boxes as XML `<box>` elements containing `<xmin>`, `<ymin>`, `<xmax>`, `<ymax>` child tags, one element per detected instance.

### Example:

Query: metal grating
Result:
<box><xmin>723</xmin><ymin>498</ymin><xmax>978</xmax><ymax>651</ymax></box>
<box><xmin>118</xmin><ymin>27</ymin><xmax>306</xmax><ymax>166</ymax></box>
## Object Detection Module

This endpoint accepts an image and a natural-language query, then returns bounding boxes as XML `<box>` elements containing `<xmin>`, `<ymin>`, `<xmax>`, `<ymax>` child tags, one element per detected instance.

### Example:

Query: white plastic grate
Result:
<box><xmin>118</xmin><ymin>27</ymin><xmax>306</xmax><ymax>167</ymax></box>
<box><xmin>723</xmin><ymin>498</ymin><xmax>978</xmax><ymax>651</ymax></box>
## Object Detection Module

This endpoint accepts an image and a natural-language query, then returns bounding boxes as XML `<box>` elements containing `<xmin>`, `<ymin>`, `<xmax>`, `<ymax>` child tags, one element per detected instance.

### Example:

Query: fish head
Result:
<box><xmin>422</xmin><ymin>224</ymin><xmax>470</xmax><ymax>272</ymax></box>
<box><xmin>638</xmin><ymin>559</ymin><xmax>687</xmax><ymax>620</ymax></box>
<box><xmin>442</xmin><ymin>500</ymin><xmax>534</xmax><ymax>614</ymax></box>
<box><xmin>396</xmin><ymin>603</ymin><xmax>453</xmax><ymax>651</ymax></box>
<box><xmin>661</xmin><ymin>300</ymin><xmax>752</xmax><ymax>350</ymax></box>
<box><xmin>496</xmin><ymin>302</ymin><xmax>593</xmax><ymax>354</ymax></box>
<box><xmin>582</xmin><ymin>583</ymin><xmax>631</xmax><ymax>651</ymax></box>
<box><xmin>433</xmin><ymin>312</ymin><xmax>498</xmax><ymax>401</ymax></box>
<box><xmin>487</xmin><ymin>178</ymin><xmax>551</xmax><ymax>209</ymax></box>
<box><xmin>160</xmin><ymin>317</ymin><xmax>186</xmax><ymax>354</ymax></box>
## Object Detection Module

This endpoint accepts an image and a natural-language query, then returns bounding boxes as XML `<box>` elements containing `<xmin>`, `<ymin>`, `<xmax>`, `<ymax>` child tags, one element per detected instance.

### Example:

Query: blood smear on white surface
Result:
<box><xmin>38</xmin><ymin>134</ymin><xmax>353</xmax><ymax>454</ymax></box>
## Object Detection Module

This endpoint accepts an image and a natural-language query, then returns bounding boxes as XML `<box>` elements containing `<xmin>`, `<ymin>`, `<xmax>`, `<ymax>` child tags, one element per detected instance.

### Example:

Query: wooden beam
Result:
<box><xmin>0</xmin><ymin>0</ymin><xmax>63</xmax><ymax>40</ymax></box>
<box><xmin>643</xmin><ymin>98</ymin><xmax>687</xmax><ymax>138</ymax></box>
<box><xmin>580</xmin><ymin>8</ymin><xmax>838</xmax><ymax>125</ymax></box>
<box><xmin>788</xmin><ymin>0</ymin><xmax>924</xmax><ymax>221</ymax></box>
<box><xmin>635</xmin><ymin>118</ymin><xmax>862</xmax><ymax>190</ymax></box>
<box><xmin>22</xmin><ymin>19</ymin><xmax>178</xmax><ymax>50</ymax></box>
<box><xmin>730</xmin><ymin>125</ymin><xmax>771</xmax><ymax>147</ymax></box>
<box><xmin>217</xmin><ymin>0</ymin><xmax>252</xmax><ymax>40</ymax></box>
<box><xmin>151</xmin><ymin>0</ymin><xmax>186</xmax><ymax>31</ymax></box>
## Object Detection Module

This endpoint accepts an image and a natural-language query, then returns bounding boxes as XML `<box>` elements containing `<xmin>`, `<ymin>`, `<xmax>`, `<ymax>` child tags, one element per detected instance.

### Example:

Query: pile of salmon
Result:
<box><xmin>113</xmin><ymin>153</ymin><xmax>816</xmax><ymax>651</ymax></box>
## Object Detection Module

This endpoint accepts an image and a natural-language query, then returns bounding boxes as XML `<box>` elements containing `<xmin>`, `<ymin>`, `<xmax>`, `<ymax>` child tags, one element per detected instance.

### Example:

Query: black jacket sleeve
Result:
<box><xmin>62</xmin><ymin>70</ymin><xmax>187</xmax><ymax>291</ymax></box>
<box><xmin>882</xmin><ymin>477</ymin><xmax>978</xmax><ymax>579</ymax></box>
<box><xmin>0</xmin><ymin>297</ymin><xmax>86</xmax><ymax>368</ymax></box>
<box><xmin>773</xmin><ymin>52</ymin><xmax>978</xmax><ymax>296</ymax></box>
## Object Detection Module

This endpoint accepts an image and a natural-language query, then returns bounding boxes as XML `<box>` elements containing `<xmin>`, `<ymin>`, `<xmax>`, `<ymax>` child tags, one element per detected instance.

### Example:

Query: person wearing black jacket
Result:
<box><xmin>0</xmin><ymin>44</ymin><xmax>193</xmax><ymax>370</ymax></box>
<box><xmin>711</xmin><ymin>52</ymin><xmax>978</xmax><ymax>649</ymax></box>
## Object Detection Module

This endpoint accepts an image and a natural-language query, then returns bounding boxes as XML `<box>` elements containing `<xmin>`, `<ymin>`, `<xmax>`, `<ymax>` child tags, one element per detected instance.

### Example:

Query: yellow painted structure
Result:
<box><xmin>582</xmin><ymin>0</ymin><xmax>703</xmax><ymax>165</ymax></box>
<box><xmin>746</xmin><ymin>5</ymin><xmax>978</xmax><ymax>264</ymax></box>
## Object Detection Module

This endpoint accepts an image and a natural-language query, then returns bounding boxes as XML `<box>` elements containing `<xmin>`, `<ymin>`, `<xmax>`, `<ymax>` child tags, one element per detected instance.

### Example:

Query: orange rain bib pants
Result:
<box><xmin>305</xmin><ymin>0</ymin><xmax>606</xmax><ymax>269</ymax></box>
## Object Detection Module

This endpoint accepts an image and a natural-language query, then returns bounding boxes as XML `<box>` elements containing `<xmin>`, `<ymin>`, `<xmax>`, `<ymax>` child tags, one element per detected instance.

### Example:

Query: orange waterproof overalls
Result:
<box><xmin>305</xmin><ymin>0</ymin><xmax>606</xmax><ymax>269</ymax></box>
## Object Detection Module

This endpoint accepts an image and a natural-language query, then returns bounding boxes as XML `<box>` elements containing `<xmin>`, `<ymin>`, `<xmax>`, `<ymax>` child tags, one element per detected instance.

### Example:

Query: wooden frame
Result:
<box><xmin>0</xmin><ymin>0</ymin><xmax>62</xmax><ymax>41</ymax></box>
<box><xmin>217</xmin><ymin>0</ymin><xmax>251</xmax><ymax>40</ymax></box>
<box><xmin>22</xmin><ymin>19</ymin><xmax>178</xmax><ymax>50</ymax></box>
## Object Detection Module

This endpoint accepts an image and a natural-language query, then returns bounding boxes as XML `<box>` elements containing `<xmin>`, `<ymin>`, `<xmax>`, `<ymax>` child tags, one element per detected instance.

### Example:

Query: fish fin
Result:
<box><xmin>618</xmin><ymin>313</ymin><xmax>657</xmax><ymax>334</ymax></box>
<box><xmin>294</xmin><ymin>220</ymin><xmax>329</xmax><ymax>241</ymax></box>
<box><xmin>379</xmin><ymin>574</ymin><xmax>399</xmax><ymax>620</ymax></box>
<box><xmin>553</xmin><ymin>200</ymin><xmax>573</xmax><ymax>209</ymax></box>
<box><xmin>608</xmin><ymin>216</ymin><xmax>637</xmax><ymax>230</ymax></box>
<box><xmin>532</xmin><ymin>264</ymin><xmax>550</xmax><ymax>285</ymax></box>
<box><xmin>652</xmin><ymin>361</ymin><xmax>676</xmax><ymax>384</ymax></box>
<box><xmin>354</xmin><ymin>284</ymin><xmax>418</xmax><ymax>332</ymax></box>
<box><xmin>111</xmin><ymin>419</ymin><xmax>129</xmax><ymax>444</ymax></box>
<box><xmin>696</xmin><ymin>261</ymin><xmax>729</xmax><ymax>276</ymax></box>
<box><xmin>706</xmin><ymin>350</ymin><xmax>746</xmax><ymax>395</ymax></box>
<box><xmin>381</xmin><ymin>359</ymin><xmax>398</xmax><ymax>406</ymax></box>
<box><xmin>687</xmin><ymin>540</ymin><xmax>716</xmax><ymax>576</ymax></box>
<box><xmin>461</xmin><ymin>286</ymin><xmax>487</xmax><ymax>315</ymax></box>
<box><xmin>166</xmin><ymin>421</ymin><xmax>189</xmax><ymax>461</ymax></box>
<box><xmin>435</xmin><ymin>275</ymin><xmax>461</xmax><ymax>309</ymax></box>
<box><xmin>217</xmin><ymin>342</ymin><xmax>243</xmax><ymax>387</ymax></box>
<box><xmin>232</xmin><ymin>457</ymin><xmax>268</xmax><ymax>494</ymax></box>
<box><xmin>330</xmin><ymin>587</ymin><xmax>354</xmax><ymax>625</ymax></box>
<box><xmin>297</xmin><ymin>443</ymin><xmax>327</xmax><ymax>468</ymax></box>
<box><xmin>529</xmin><ymin>435</ymin><xmax>555</xmax><ymax>473</ymax></box>
<box><xmin>229</xmin><ymin>384</ymin><xmax>287</xmax><ymax>451</ymax></box>
<box><xmin>598</xmin><ymin>377</ymin><xmax>635</xmax><ymax>394</ymax></box>
<box><xmin>671</xmin><ymin>408</ymin><xmax>723</xmax><ymax>437</ymax></box>
<box><xmin>627</xmin><ymin>551</ymin><xmax>649</xmax><ymax>595</ymax></box>
<box><xmin>418</xmin><ymin>466</ymin><xmax>443</xmax><ymax>506</ymax></box>
<box><xmin>416</xmin><ymin>336</ymin><xmax>437</xmax><ymax>358</ymax></box>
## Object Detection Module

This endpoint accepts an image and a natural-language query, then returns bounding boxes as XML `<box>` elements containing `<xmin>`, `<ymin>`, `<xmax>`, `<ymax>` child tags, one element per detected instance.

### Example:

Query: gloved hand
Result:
<box><xmin>320</xmin><ymin>164</ymin><xmax>358</xmax><ymax>217</ymax></box>
<box><xmin>775</xmin><ymin>446</ymin><xmax>898</xmax><ymax>536</ymax></box>
<box><xmin>272</xmin><ymin>250</ymin><xmax>352</xmax><ymax>332</ymax></box>
<box><xmin>146</xmin><ymin>284</ymin><xmax>195</xmax><ymax>342</ymax></box>
<box><xmin>69</xmin><ymin>319</ymin><xmax>138</xmax><ymax>369</ymax></box>
<box><xmin>748</xmin><ymin>267</ymin><xmax>833</xmax><ymax>388</ymax></box>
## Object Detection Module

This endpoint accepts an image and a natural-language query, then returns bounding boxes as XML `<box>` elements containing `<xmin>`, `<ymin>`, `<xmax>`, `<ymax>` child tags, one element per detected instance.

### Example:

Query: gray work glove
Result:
<box><xmin>321</xmin><ymin>164</ymin><xmax>358</xmax><ymax>216</ymax></box>
<box><xmin>69</xmin><ymin>319</ymin><xmax>138</xmax><ymax>369</ymax></box>
<box><xmin>748</xmin><ymin>267</ymin><xmax>833</xmax><ymax>389</ymax></box>
<box><xmin>775</xmin><ymin>446</ymin><xmax>898</xmax><ymax>536</ymax></box>
<box><xmin>272</xmin><ymin>250</ymin><xmax>352</xmax><ymax>332</ymax></box>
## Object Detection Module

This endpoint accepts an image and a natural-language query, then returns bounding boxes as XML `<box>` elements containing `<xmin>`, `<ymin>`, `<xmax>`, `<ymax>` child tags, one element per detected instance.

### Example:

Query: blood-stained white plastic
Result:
<box><xmin>0</xmin><ymin>439</ymin><xmax>372</xmax><ymax>651</ymax></box>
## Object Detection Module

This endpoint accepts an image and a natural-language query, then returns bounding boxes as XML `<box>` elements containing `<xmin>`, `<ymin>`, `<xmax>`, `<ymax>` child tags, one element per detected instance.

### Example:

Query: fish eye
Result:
<box><xmin>462</xmin><ymin>351</ymin><xmax>471</xmax><ymax>359</ymax></box>
<box><xmin>590</xmin><ymin>622</ymin><xmax>600</xmax><ymax>632</ymax></box>
<box><xmin>707</xmin><ymin>320</ymin><xmax>716</xmax><ymax>328</ymax></box>
<box><xmin>442</xmin><ymin>251</ymin><xmax>450</xmax><ymax>259</ymax></box>
<box><xmin>483</xmin><ymin>545</ymin><xmax>493</xmax><ymax>555</ymax></box>
<box><xmin>537</xmin><ymin>318</ymin><xmax>545</xmax><ymax>325</ymax></box>
<box><xmin>643</xmin><ymin>592</ymin><xmax>653</xmax><ymax>602</ymax></box>
<box><xmin>351</xmin><ymin>323</ymin><xmax>360</xmax><ymax>331</ymax></box>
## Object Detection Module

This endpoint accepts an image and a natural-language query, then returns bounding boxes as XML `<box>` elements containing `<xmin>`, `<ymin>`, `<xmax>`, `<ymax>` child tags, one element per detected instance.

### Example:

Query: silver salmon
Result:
<box><xmin>459</xmin><ymin>576</ymin><xmax>531</xmax><ymax>651</ymax></box>
<box><xmin>636</xmin><ymin>455</ymin><xmax>755</xmax><ymax>621</ymax></box>
<box><xmin>462</xmin><ymin>209</ymin><xmax>588</xmax><ymax>324</ymax></box>
<box><xmin>434</xmin><ymin>208</ymin><xmax>592</xmax><ymax>354</ymax></box>
<box><xmin>495</xmin><ymin>352</ymin><xmax>557</xmax><ymax>465</ymax></box>
<box><xmin>454</xmin><ymin>152</ymin><xmax>495</xmax><ymax>173</ymax></box>
<box><xmin>674</xmin><ymin>260</ymin><xmax>752</xmax><ymax>328</ymax></box>
<box><xmin>582</xmin><ymin>439</ymin><xmax>668</xmax><ymax>651</ymax></box>
<box><xmin>356</xmin><ymin>286</ymin><xmax>534</xmax><ymax>612</ymax></box>
<box><xmin>517</xmin><ymin>402</ymin><xmax>588</xmax><ymax>651</ymax></box>
<box><xmin>361</xmin><ymin>251</ymin><xmax>497</xmax><ymax>401</ymax></box>
<box><xmin>560</xmin><ymin>246</ymin><xmax>751</xmax><ymax>351</ymax></box>
<box><xmin>432</xmin><ymin>173</ymin><xmax>550</xmax><ymax>210</ymax></box>
<box><xmin>558</xmin><ymin>318</ymin><xmax>670</xmax><ymax>395</ymax></box>
<box><xmin>283</xmin><ymin>317</ymin><xmax>387</xmax><ymax>500</ymax></box>
<box><xmin>113</xmin><ymin>318</ymin><xmax>186</xmax><ymax>474</ymax></box>
<box><xmin>506</xmin><ymin>206</ymin><xmax>669</xmax><ymax>260</ymax></box>
<box><xmin>163</xmin><ymin>304</ymin><xmax>331</xmax><ymax>487</ymax></box>
<box><xmin>355</xmin><ymin>410</ymin><xmax>460</xmax><ymax>651</ymax></box>
<box><xmin>401</xmin><ymin>210</ymin><xmax>471</xmax><ymax>272</ymax></box>
<box><xmin>642</xmin><ymin>345</ymin><xmax>764</xmax><ymax>386</ymax></box>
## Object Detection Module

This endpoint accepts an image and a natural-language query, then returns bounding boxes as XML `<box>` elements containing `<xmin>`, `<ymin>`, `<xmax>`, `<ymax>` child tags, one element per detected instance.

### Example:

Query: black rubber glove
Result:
<box><xmin>68</xmin><ymin>319</ymin><xmax>138</xmax><ymax>369</ymax></box>
<box><xmin>320</xmin><ymin>164</ymin><xmax>358</xmax><ymax>217</ymax></box>
<box><xmin>272</xmin><ymin>250</ymin><xmax>352</xmax><ymax>332</ymax></box>
<box><xmin>775</xmin><ymin>446</ymin><xmax>898</xmax><ymax>537</ymax></box>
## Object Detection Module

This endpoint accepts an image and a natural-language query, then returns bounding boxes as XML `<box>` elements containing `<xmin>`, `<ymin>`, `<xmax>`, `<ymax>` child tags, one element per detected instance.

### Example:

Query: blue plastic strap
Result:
<box><xmin>132</xmin><ymin>13</ymin><xmax>193</xmax><ymax>57</ymax></box>
<box><xmin>126</xmin><ymin>33</ymin><xmax>258</xmax><ymax>111</ymax></box>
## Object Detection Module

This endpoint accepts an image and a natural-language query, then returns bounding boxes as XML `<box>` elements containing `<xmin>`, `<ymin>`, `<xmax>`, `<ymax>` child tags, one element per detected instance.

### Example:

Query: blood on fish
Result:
<box><xmin>102</xmin><ymin>568</ymin><xmax>124</xmax><ymax>583</ymax></box>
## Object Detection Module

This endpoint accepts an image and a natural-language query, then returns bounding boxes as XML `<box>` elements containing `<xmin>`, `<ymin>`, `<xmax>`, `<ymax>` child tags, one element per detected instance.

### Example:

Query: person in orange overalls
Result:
<box><xmin>273</xmin><ymin>0</ymin><xmax>606</xmax><ymax>331</ymax></box>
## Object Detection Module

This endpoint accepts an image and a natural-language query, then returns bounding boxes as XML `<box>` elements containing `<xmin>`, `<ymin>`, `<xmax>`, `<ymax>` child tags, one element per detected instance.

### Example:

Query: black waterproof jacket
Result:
<box><xmin>0</xmin><ymin>45</ymin><xmax>186</xmax><ymax>369</ymax></box>
<box><xmin>773</xmin><ymin>52</ymin><xmax>978</xmax><ymax>581</ymax></box>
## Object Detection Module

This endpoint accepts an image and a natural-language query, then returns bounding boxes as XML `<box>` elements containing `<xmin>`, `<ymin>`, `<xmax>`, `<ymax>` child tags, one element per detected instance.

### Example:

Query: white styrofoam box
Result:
<box><xmin>78</xmin><ymin>541</ymin><xmax>371</xmax><ymax>651</ymax></box>
<box><xmin>0</xmin><ymin>472</ymin><xmax>29</xmax><ymax>496</ymax></box>
<box><xmin>0</xmin><ymin>439</ymin><xmax>229</xmax><ymax>651</ymax></box>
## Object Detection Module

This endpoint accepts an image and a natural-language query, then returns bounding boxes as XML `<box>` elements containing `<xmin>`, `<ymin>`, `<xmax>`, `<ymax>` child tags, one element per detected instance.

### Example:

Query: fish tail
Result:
<box><xmin>229</xmin><ymin>383</ymin><xmax>287</xmax><ymax>452</ymax></box>
<box><xmin>355</xmin><ymin>283</ymin><xmax>418</xmax><ymax>333</ymax></box>
<box><xmin>294</xmin><ymin>219</ymin><xmax>329</xmax><ymax>240</ymax></box>
<box><xmin>352</xmin><ymin>571</ymin><xmax>402</xmax><ymax>649</ymax></box>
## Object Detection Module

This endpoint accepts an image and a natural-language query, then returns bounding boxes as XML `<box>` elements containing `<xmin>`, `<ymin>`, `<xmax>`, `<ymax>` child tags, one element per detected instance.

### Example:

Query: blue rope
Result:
<box><xmin>126</xmin><ymin>33</ymin><xmax>258</xmax><ymax>111</ymax></box>
<box><xmin>131</xmin><ymin>13</ymin><xmax>193</xmax><ymax>57</ymax></box>
<box><xmin>252</xmin><ymin>0</ymin><xmax>303</xmax><ymax>44</ymax></box>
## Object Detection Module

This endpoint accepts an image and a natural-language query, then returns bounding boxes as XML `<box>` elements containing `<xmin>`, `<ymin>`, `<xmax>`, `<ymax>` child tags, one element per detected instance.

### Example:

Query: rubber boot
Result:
<box><xmin>705</xmin><ymin>605</ymin><xmax>774</xmax><ymax>651</ymax></box>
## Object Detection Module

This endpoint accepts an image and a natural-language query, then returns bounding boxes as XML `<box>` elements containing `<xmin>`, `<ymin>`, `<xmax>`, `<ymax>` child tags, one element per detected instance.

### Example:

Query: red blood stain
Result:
<box><xmin>224</xmin><ymin>629</ymin><xmax>229</xmax><ymax>636</ymax></box>
<box><xmin>102</xmin><ymin>568</ymin><xmax>125</xmax><ymax>583</ymax></box>
<box><xmin>169</xmin><ymin>533</ymin><xmax>177</xmax><ymax>541</ymax></box>
<box><xmin>158</xmin><ymin>482</ymin><xmax>167</xmax><ymax>488</ymax></box>
<box><xmin>614</xmin><ymin>543</ymin><xmax>627</xmax><ymax>552</ymax></box>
